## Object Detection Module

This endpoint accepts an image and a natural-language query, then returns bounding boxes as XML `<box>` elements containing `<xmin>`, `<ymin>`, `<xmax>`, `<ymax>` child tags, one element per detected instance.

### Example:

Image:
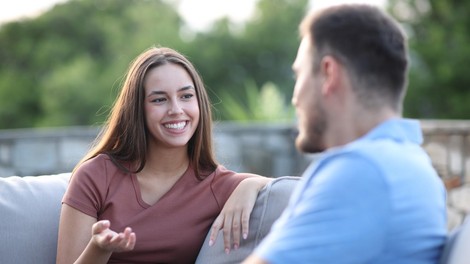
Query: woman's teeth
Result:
<box><xmin>165</xmin><ymin>121</ymin><xmax>186</xmax><ymax>129</ymax></box>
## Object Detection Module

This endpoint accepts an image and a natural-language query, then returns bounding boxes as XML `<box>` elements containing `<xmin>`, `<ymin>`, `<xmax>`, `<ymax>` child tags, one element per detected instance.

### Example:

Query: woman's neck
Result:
<box><xmin>141</xmin><ymin>146</ymin><xmax>189</xmax><ymax>179</ymax></box>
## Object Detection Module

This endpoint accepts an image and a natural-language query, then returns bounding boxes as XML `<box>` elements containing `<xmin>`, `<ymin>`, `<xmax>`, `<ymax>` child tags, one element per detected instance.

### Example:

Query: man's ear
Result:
<box><xmin>319</xmin><ymin>55</ymin><xmax>342</xmax><ymax>96</ymax></box>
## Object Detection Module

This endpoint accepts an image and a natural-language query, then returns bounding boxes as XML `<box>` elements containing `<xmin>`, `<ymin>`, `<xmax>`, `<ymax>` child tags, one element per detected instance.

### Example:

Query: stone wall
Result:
<box><xmin>421</xmin><ymin>120</ymin><xmax>470</xmax><ymax>229</ymax></box>
<box><xmin>0</xmin><ymin>123</ymin><xmax>312</xmax><ymax>177</ymax></box>
<box><xmin>0</xmin><ymin>126</ymin><xmax>100</xmax><ymax>176</ymax></box>
<box><xmin>0</xmin><ymin>120</ymin><xmax>469</xmax><ymax>229</ymax></box>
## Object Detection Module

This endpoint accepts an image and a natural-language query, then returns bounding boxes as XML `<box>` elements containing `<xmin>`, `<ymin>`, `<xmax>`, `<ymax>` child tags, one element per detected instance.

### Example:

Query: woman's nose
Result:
<box><xmin>167</xmin><ymin>101</ymin><xmax>183</xmax><ymax>115</ymax></box>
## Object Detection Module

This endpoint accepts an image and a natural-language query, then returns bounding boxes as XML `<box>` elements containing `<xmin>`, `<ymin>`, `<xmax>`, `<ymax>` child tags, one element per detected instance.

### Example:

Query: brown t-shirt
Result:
<box><xmin>62</xmin><ymin>154</ymin><xmax>248</xmax><ymax>263</ymax></box>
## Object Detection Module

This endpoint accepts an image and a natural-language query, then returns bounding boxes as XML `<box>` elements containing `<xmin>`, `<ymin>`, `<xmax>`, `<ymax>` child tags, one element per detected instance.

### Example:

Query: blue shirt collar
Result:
<box><xmin>358</xmin><ymin>118</ymin><xmax>423</xmax><ymax>144</ymax></box>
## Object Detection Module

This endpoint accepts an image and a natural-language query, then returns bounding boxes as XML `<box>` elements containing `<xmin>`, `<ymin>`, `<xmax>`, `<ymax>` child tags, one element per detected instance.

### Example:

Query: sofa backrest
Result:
<box><xmin>0</xmin><ymin>173</ymin><xmax>71</xmax><ymax>264</ymax></box>
<box><xmin>196</xmin><ymin>176</ymin><xmax>300</xmax><ymax>263</ymax></box>
<box><xmin>0</xmin><ymin>174</ymin><xmax>299</xmax><ymax>264</ymax></box>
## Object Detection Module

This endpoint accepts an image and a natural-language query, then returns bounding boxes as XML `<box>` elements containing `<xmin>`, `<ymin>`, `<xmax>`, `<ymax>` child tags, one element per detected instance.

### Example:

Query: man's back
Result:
<box><xmin>254</xmin><ymin>119</ymin><xmax>447</xmax><ymax>263</ymax></box>
<box><xmin>343</xmin><ymin>119</ymin><xmax>447</xmax><ymax>262</ymax></box>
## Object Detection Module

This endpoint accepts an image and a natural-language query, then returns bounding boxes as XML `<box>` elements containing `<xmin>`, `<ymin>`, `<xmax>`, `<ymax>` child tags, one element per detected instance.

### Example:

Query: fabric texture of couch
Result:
<box><xmin>196</xmin><ymin>176</ymin><xmax>299</xmax><ymax>263</ymax></box>
<box><xmin>439</xmin><ymin>214</ymin><xmax>470</xmax><ymax>264</ymax></box>
<box><xmin>0</xmin><ymin>173</ymin><xmax>299</xmax><ymax>264</ymax></box>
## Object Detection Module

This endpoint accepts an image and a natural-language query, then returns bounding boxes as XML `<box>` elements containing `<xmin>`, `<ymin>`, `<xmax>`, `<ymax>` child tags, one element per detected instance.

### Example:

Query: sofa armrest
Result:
<box><xmin>195</xmin><ymin>176</ymin><xmax>300</xmax><ymax>264</ymax></box>
<box><xmin>0</xmin><ymin>173</ymin><xmax>70</xmax><ymax>264</ymax></box>
<box><xmin>439</xmin><ymin>215</ymin><xmax>470</xmax><ymax>264</ymax></box>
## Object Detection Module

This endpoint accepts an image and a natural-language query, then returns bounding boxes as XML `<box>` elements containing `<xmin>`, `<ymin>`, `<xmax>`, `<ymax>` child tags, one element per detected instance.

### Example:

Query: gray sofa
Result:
<box><xmin>0</xmin><ymin>173</ymin><xmax>299</xmax><ymax>264</ymax></box>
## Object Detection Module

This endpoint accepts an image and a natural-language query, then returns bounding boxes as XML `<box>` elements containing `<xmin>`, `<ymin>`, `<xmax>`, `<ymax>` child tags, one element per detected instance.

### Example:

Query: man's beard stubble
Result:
<box><xmin>295</xmin><ymin>99</ymin><xmax>327</xmax><ymax>154</ymax></box>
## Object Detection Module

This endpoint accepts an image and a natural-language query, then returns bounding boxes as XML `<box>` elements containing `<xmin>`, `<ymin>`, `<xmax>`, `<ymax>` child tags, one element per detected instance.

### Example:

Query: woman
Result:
<box><xmin>56</xmin><ymin>47</ymin><xmax>270</xmax><ymax>263</ymax></box>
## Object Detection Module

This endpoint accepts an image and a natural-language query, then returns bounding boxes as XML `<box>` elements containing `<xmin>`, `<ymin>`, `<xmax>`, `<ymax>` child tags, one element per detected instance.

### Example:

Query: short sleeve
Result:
<box><xmin>210</xmin><ymin>166</ymin><xmax>252</xmax><ymax>209</ymax></box>
<box><xmin>61</xmin><ymin>155</ymin><xmax>109</xmax><ymax>218</ymax></box>
<box><xmin>255</xmin><ymin>153</ymin><xmax>391</xmax><ymax>264</ymax></box>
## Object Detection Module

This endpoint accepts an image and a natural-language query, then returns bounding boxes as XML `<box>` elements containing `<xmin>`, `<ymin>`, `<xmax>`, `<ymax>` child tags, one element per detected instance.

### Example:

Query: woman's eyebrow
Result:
<box><xmin>178</xmin><ymin>85</ymin><xmax>195</xmax><ymax>92</ymax></box>
<box><xmin>147</xmin><ymin>85</ymin><xmax>195</xmax><ymax>97</ymax></box>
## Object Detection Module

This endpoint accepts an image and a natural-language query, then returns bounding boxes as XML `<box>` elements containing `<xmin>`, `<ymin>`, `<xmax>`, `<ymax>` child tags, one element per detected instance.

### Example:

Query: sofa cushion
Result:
<box><xmin>0</xmin><ymin>173</ymin><xmax>71</xmax><ymax>264</ymax></box>
<box><xmin>0</xmin><ymin>174</ymin><xmax>299</xmax><ymax>264</ymax></box>
<box><xmin>196</xmin><ymin>176</ymin><xmax>300</xmax><ymax>263</ymax></box>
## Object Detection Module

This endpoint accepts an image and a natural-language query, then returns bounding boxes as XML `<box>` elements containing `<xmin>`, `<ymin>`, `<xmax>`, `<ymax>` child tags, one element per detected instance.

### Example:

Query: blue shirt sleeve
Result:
<box><xmin>254</xmin><ymin>153</ymin><xmax>392</xmax><ymax>264</ymax></box>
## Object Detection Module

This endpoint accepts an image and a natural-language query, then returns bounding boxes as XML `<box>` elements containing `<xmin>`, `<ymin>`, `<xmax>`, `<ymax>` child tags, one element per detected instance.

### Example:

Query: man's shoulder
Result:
<box><xmin>304</xmin><ymin>150</ymin><xmax>388</xmax><ymax>193</ymax></box>
<box><xmin>310</xmin><ymin>135</ymin><xmax>443</xmax><ymax>197</ymax></box>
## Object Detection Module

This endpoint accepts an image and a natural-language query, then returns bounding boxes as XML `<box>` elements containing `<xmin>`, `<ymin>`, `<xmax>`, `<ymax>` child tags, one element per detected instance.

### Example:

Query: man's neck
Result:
<box><xmin>325</xmin><ymin>107</ymin><xmax>399</xmax><ymax>149</ymax></box>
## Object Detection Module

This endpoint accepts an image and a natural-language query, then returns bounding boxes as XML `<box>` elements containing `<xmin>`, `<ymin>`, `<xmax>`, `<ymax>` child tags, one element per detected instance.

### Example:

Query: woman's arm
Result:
<box><xmin>209</xmin><ymin>175</ymin><xmax>272</xmax><ymax>254</ymax></box>
<box><xmin>56</xmin><ymin>204</ymin><xmax>136</xmax><ymax>264</ymax></box>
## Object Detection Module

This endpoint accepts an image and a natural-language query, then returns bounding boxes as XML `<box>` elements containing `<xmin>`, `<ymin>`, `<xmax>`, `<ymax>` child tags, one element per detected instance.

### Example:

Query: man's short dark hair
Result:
<box><xmin>300</xmin><ymin>5</ymin><xmax>408</xmax><ymax>112</ymax></box>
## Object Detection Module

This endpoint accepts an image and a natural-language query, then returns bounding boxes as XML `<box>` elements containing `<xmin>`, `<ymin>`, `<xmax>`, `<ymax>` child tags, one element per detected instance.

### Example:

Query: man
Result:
<box><xmin>243</xmin><ymin>4</ymin><xmax>447</xmax><ymax>264</ymax></box>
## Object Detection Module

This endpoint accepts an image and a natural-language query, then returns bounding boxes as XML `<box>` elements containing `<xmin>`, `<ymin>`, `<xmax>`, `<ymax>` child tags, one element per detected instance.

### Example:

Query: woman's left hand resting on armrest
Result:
<box><xmin>209</xmin><ymin>175</ymin><xmax>273</xmax><ymax>254</ymax></box>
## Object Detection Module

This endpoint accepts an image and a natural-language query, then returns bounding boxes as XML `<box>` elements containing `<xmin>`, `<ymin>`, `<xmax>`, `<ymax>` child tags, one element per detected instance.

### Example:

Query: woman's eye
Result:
<box><xmin>151</xmin><ymin>98</ymin><xmax>166</xmax><ymax>103</ymax></box>
<box><xmin>182</xmin><ymin>94</ymin><xmax>194</xmax><ymax>100</ymax></box>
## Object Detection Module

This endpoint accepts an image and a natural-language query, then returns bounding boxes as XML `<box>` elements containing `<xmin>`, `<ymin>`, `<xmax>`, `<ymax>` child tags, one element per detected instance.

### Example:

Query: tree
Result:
<box><xmin>183</xmin><ymin>0</ymin><xmax>308</xmax><ymax>120</ymax></box>
<box><xmin>0</xmin><ymin>0</ymin><xmax>309</xmax><ymax>128</ymax></box>
<box><xmin>0</xmin><ymin>0</ymin><xmax>184</xmax><ymax>128</ymax></box>
<box><xmin>220</xmin><ymin>80</ymin><xmax>294</xmax><ymax>122</ymax></box>
<box><xmin>389</xmin><ymin>0</ymin><xmax>470</xmax><ymax>118</ymax></box>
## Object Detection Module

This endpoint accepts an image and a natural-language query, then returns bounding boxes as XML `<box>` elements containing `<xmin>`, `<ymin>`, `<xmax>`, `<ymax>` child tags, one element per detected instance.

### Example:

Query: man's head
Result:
<box><xmin>292</xmin><ymin>4</ymin><xmax>408</xmax><ymax>153</ymax></box>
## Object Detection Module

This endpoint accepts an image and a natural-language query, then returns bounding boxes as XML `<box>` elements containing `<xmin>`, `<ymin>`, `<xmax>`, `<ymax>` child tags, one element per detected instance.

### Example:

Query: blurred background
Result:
<box><xmin>0</xmin><ymin>0</ymin><xmax>468</xmax><ymax>130</ymax></box>
<box><xmin>1</xmin><ymin>0</ymin><xmax>470</xmax><ymax>228</ymax></box>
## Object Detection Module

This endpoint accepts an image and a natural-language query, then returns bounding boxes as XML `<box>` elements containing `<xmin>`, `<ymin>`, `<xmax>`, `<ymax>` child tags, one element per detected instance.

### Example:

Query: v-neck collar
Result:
<box><xmin>131</xmin><ymin>165</ymin><xmax>192</xmax><ymax>208</ymax></box>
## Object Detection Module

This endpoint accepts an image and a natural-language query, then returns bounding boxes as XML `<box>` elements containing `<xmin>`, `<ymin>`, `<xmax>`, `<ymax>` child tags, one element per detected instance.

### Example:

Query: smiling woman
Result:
<box><xmin>143</xmin><ymin>63</ymin><xmax>200</xmax><ymax>150</ymax></box>
<box><xmin>55</xmin><ymin>46</ymin><xmax>271</xmax><ymax>264</ymax></box>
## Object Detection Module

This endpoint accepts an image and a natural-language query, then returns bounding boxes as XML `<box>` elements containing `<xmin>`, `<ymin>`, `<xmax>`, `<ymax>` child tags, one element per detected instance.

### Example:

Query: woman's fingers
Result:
<box><xmin>209</xmin><ymin>176</ymin><xmax>271</xmax><ymax>253</ymax></box>
<box><xmin>109</xmin><ymin>227</ymin><xmax>136</xmax><ymax>252</ymax></box>
<box><xmin>92</xmin><ymin>220</ymin><xmax>110</xmax><ymax>235</ymax></box>
<box><xmin>241</xmin><ymin>208</ymin><xmax>250</xmax><ymax>240</ymax></box>
<box><xmin>209</xmin><ymin>210</ymin><xmax>239</xmax><ymax>253</ymax></box>
<box><xmin>121</xmin><ymin>227</ymin><xmax>136</xmax><ymax>250</ymax></box>
<box><xmin>222</xmin><ymin>211</ymin><xmax>234</xmax><ymax>254</ymax></box>
<box><xmin>91</xmin><ymin>220</ymin><xmax>136</xmax><ymax>252</ymax></box>
<box><xmin>209</xmin><ymin>215</ymin><xmax>224</xmax><ymax>246</ymax></box>
<box><xmin>231</xmin><ymin>210</ymin><xmax>242</xmax><ymax>250</ymax></box>
<box><xmin>126</xmin><ymin>231</ymin><xmax>137</xmax><ymax>250</ymax></box>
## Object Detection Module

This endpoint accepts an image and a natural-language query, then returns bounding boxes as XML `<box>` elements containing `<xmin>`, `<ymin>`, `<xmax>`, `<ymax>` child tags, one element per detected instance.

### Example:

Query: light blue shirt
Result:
<box><xmin>255</xmin><ymin>119</ymin><xmax>447</xmax><ymax>264</ymax></box>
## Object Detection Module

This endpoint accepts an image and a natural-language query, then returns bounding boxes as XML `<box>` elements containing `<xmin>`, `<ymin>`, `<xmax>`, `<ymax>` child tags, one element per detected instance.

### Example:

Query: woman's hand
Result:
<box><xmin>209</xmin><ymin>175</ymin><xmax>272</xmax><ymax>254</ymax></box>
<box><xmin>57</xmin><ymin>205</ymin><xmax>137</xmax><ymax>264</ymax></box>
<box><xmin>91</xmin><ymin>220</ymin><xmax>136</xmax><ymax>253</ymax></box>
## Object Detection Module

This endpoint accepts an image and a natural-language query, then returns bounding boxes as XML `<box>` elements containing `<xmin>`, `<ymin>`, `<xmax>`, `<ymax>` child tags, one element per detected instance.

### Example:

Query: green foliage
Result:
<box><xmin>0</xmin><ymin>0</ymin><xmax>184</xmax><ymax>129</ymax></box>
<box><xmin>2</xmin><ymin>0</ymin><xmax>466</xmax><ymax>128</ymax></box>
<box><xmin>219</xmin><ymin>80</ymin><xmax>294</xmax><ymax>122</ymax></box>
<box><xmin>182</xmin><ymin>0</ymin><xmax>308</xmax><ymax>119</ymax></box>
<box><xmin>389</xmin><ymin>0</ymin><xmax>470</xmax><ymax>118</ymax></box>
<box><xmin>0</xmin><ymin>69</ymin><xmax>41</xmax><ymax>126</ymax></box>
<box><xmin>0</xmin><ymin>0</ymin><xmax>308</xmax><ymax>128</ymax></box>
<box><xmin>38</xmin><ymin>55</ymin><xmax>110</xmax><ymax>126</ymax></box>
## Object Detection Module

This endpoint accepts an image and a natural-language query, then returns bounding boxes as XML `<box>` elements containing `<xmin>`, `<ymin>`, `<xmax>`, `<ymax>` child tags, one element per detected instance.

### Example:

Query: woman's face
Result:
<box><xmin>143</xmin><ymin>63</ymin><xmax>200</xmax><ymax>150</ymax></box>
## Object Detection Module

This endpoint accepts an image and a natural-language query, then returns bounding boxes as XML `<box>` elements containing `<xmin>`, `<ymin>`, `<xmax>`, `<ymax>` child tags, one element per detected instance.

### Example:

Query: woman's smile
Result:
<box><xmin>163</xmin><ymin>121</ymin><xmax>188</xmax><ymax>131</ymax></box>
